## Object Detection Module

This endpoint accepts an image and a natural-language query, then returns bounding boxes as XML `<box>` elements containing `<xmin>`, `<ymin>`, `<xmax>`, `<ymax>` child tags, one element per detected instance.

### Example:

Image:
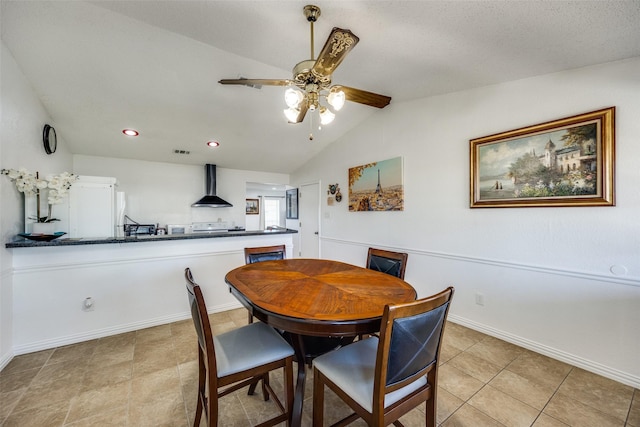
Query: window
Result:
<box><xmin>264</xmin><ymin>198</ymin><xmax>281</xmax><ymax>228</ymax></box>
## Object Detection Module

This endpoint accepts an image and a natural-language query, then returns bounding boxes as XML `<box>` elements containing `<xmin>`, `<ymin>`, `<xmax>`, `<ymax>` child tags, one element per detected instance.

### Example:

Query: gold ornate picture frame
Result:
<box><xmin>470</xmin><ymin>107</ymin><xmax>615</xmax><ymax>208</ymax></box>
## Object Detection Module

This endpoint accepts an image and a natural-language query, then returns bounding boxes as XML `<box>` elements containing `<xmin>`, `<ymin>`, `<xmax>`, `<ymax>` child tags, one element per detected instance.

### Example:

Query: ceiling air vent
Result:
<box><xmin>174</xmin><ymin>149</ymin><xmax>191</xmax><ymax>155</ymax></box>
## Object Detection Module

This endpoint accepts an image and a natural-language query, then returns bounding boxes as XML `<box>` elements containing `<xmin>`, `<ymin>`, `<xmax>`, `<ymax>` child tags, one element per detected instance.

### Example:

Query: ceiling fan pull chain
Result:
<box><xmin>309</xmin><ymin>113</ymin><xmax>314</xmax><ymax>140</ymax></box>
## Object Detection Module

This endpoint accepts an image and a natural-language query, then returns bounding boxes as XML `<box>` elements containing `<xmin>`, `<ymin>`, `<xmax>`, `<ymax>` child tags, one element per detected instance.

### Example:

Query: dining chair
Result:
<box><xmin>244</xmin><ymin>245</ymin><xmax>286</xmax><ymax>323</ymax></box>
<box><xmin>245</xmin><ymin>244</ymin><xmax>287</xmax><ymax>265</ymax></box>
<box><xmin>312</xmin><ymin>286</ymin><xmax>454</xmax><ymax>427</ymax></box>
<box><xmin>366</xmin><ymin>248</ymin><xmax>409</xmax><ymax>279</ymax></box>
<box><xmin>184</xmin><ymin>267</ymin><xmax>294</xmax><ymax>427</ymax></box>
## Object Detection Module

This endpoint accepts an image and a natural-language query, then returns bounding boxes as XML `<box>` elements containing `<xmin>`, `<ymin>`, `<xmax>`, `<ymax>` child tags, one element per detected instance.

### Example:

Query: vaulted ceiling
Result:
<box><xmin>2</xmin><ymin>1</ymin><xmax>639</xmax><ymax>173</ymax></box>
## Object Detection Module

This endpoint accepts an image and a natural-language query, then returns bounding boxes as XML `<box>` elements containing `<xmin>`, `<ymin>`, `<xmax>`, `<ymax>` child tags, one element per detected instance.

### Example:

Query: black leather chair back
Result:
<box><xmin>386</xmin><ymin>301</ymin><xmax>449</xmax><ymax>385</ymax></box>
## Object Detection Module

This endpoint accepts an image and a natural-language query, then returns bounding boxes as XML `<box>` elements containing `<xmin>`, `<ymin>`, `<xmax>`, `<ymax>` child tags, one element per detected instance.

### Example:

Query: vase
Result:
<box><xmin>32</xmin><ymin>222</ymin><xmax>55</xmax><ymax>234</ymax></box>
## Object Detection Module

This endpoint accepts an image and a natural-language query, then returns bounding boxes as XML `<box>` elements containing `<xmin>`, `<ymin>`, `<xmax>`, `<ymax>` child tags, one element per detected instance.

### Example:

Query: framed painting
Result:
<box><xmin>286</xmin><ymin>188</ymin><xmax>298</xmax><ymax>219</ymax></box>
<box><xmin>245</xmin><ymin>198</ymin><xmax>259</xmax><ymax>215</ymax></box>
<box><xmin>349</xmin><ymin>156</ymin><xmax>404</xmax><ymax>211</ymax></box>
<box><xmin>470</xmin><ymin>107</ymin><xmax>615</xmax><ymax>208</ymax></box>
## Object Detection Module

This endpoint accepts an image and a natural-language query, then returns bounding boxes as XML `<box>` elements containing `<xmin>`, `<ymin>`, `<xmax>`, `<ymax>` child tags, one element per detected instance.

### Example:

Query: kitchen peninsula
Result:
<box><xmin>7</xmin><ymin>229</ymin><xmax>297</xmax><ymax>355</ymax></box>
<box><xmin>6</xmin><ymin>228</ymin><xmax>297</xmax><ymax>248</ymax></box>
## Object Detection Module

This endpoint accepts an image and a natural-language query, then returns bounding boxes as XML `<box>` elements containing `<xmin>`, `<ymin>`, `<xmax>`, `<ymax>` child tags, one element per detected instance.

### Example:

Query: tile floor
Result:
<box><xmin>1</xmin><ymin>308</ymin><xmax>638</xmax><ymax>426</ymax></box>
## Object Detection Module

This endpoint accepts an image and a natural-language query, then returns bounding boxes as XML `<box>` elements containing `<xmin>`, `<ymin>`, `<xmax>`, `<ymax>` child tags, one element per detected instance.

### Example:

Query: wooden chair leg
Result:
<box><xmin>247</xmin><ymin>378</ymin><xmax>259</xmax><ymax>395</ymax></box>
<box><xmin>312</xmin><ymin>368</ymin><xmax>324</xmax><ymax>427</ymax></box>
<box><xmin>194</xmin><ymin>350</ymin><xmax>206</xmax><ymax>426</ymax></box>
<box><xmin>261</xmin><ymin>373</ymin><xmax>270</xmax><ymax>401</ymax></box>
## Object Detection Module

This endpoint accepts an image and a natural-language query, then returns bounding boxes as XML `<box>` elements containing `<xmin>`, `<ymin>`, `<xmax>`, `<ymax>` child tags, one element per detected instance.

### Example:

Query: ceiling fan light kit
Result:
<box><xmin>219</xmin><ymin>4</ymin><xmax>391</xmax><ymax>135</ymax></box>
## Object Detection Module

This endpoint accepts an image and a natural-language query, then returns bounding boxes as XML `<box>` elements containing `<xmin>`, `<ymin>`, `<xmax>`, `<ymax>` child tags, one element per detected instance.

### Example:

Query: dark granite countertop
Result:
<box><xmin>6</xmin><ymin>228</ymin><xmax>297</xmax><ymax>248</ymax></box>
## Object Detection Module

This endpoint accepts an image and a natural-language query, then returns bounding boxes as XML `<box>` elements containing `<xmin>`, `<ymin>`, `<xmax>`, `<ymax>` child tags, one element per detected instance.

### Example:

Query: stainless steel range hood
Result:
<box><xmin>192</xmin><ymin>164</ymin><xmax>233</xmax><ymax>207</ymax></box>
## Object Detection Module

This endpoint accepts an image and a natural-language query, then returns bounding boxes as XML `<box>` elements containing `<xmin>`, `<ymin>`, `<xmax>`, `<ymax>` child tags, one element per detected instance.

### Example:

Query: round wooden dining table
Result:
<box><xmin>225</xmin><ymin>258</ymin><xmax>417</xmax><ymax>427</ymax></box>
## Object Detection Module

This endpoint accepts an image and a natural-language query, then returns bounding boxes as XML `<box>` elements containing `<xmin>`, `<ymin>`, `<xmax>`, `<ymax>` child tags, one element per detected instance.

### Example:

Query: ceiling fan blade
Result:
<box><xmin>290</xmin><ymin>102</ymin><xmax>309</xmax><ymax>124</ymax></box>
<box><xmin>311</xmin><ymin>28</ymin><xmax>359</xmax><ymax>77</ymax></box>
<box><xmin>218</xmin><ymin>78</ymin><xmax>291</xmax><ymax>87</ymax></box>
<box><xmin>333</xmin><ymin>85</ymin><xmax>391</xmax><ymax>109</ymax></box>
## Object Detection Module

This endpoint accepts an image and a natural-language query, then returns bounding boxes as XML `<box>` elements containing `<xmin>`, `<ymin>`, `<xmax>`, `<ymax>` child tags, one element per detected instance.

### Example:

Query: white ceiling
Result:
<box><xmin>2</xmin><ymin>1</ymin><xmax>639</xmax><ymax>174</ymax></box>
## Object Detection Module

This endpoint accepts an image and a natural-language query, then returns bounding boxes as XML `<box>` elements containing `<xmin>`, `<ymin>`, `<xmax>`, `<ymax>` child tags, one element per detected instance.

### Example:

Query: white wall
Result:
<box><xmin>0</xmin><ymin>42</ymin><xmax>74</xmax><ymax>369</ymax></box>
<box><xmin>73</xmin><ymin>155</ymin><xmax>289</xmax><ymax>230</ymax></box>
<box><xmin>291</xmin><ymin>58</ymin><xmax>640</xmax><ymax>387</ymax></box>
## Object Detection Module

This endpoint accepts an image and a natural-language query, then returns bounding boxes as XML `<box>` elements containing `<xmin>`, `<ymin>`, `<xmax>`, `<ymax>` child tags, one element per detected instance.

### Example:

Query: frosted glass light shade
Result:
<box><xmin>319</xmin><ymin>107</ymin><xmax>335</xmax><ymax>125</ymax></box>
<box><xmin>327</xmin><ymin>90</ymin><xmax>345</xmax><ymax>111</ymax></box>
<box><xmin>285</xmin><ymin>88</ymin><xmax>304</xmax><ymax>109</ymax></box>
<box><xmin>284</xmin><ymin>107</ymin><xmax>300</xmax><ymax>122</ymax></box>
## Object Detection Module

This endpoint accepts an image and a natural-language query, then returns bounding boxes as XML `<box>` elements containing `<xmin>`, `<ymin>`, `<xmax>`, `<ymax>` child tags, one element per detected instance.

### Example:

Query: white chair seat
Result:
<box><xmin>313</xmin><ymin>337</ymin><xmax>427</xmax><ymax>413</ymax></box>
<box><xmin>215</xmin><ymin>322</ymin><xmax>294</xmax><ymax>377</ymax></box>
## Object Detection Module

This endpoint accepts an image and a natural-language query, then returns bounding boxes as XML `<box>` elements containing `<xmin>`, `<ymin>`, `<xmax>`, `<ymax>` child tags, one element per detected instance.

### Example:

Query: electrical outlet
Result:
<box><xmin>475</xmin><ymin>293</ymin><xmax>485</xmax><ymax>306</ymax></box>
<box><xmin>82</xmin><ymin>297</ymin><xmax>95</xmax><ymax>312</ymax></box>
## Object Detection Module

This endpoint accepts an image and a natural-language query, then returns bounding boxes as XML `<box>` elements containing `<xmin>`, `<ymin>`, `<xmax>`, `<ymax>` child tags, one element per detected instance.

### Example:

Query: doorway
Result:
<box><xmin>299</xmin><ymin>182</ymin><xmax>320</xmax><ymax>258</ymax></box>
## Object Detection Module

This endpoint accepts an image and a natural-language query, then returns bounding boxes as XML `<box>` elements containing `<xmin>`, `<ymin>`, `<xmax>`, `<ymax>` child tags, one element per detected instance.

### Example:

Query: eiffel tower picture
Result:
<box><xmin>348</xmin><ymin>157</ymin><xmax>404</xmax><ymax>212</ymax></box>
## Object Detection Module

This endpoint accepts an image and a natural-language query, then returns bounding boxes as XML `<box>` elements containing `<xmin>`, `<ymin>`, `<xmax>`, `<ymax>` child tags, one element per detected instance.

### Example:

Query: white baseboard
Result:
<box><xmin>448</xmin><ymin>314</ymin><xmax>640</xmax><ymax>389</ymax></box>
<box><xmin>0</xmin><ymin>350</ymin><xmax>14</xmax><ymax>372</ymax></box>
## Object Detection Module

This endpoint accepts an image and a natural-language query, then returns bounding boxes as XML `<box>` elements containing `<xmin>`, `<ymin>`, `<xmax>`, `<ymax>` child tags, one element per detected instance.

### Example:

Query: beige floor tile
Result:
<box><xmin>64</xmin><ymin>407</ymin><xmax>128</xmax><ymax>426</ymax></box>
<box><xmin>506</xmin><ymin>350</ymin><xmax>572</xmax><ymax>389</ymax></box>
<box><xmin>170</xmin><ymin>319</ymin><xmax>197</xmax><ymax>337</ymax></box>
<box><xmin>442</xmin><ymin>322</ymin><xmax>486</xmax><ymax>352</ymax></box>
<box><xmin>173</xmin><ymin>335</ymin><xmax>199</xmax><ymax>364</ymax></box>
<box><xmin>543</xmin><ymin>392</ymin><xmax>624</xmax><ymax>427</ymax></box>
<box><xmin>437</xmin><ymin>387</ymin><xmax>464</xmax><ymax>424</ymax></box>
<box><xmin>31</xmin><ymin>358</ymin><xmax>89</xmax><ymax>386</ymax></box>
<box><xmin>531</xmin><ymin>413</ymin><xmax>570</xmax><ymax>426</ymax></box>
<box><xmin>227</xmin><ymin>307</ymin><xmax>250</xmax><ymax>323</ymax></box>
<box><xmin>441</xmin><ymin>403</ymin><xmax>504</xmax><ymax>427</ymax></box>
<box><xmin>46</xmin><ymin>340</ymin><xmax>97</xmax><ymax>365</ymax></box>
<box><xmin>447</xmin><ymin>351</ymin><xmax>502</xmax><ymax>383</ymax></box>
<box><xmin>396</xmin><ymin>406</ymin><xmax>427</xmax><ymax>426</ymax></box>
<box><xmin>208</xmin><ymin>310</ymin><xmax>235</xmax><ymax>325</ymax></box>
<box><xmin>468</xmin><ymin>384</ymin><xmax>539</xmax><ymax>427</ymax></box>
<box><xmin>95</xmin><ymin>331</ymin><xmax>136</xmax><ymax>349</ymax></box>
<box><xmin>212</xmin><ymin>320</ymin><xmax>240</xmax><ymax>335</ymax></box>
<box><xmin>438</xmin><ymin>364</ymin><xmax>485</xmax><ymax>401</ymax></box>
<box><xmin>0</xmin><ymin>367</ymin><xmax>39</xmax><ymax>393</ymax></box>
<box><xmin>238</xmin><ymin>385</ymin><xmax>288</xmax><ymax>425</ymax></box>
<box><xmin>0</xmin><ymin>388</ymin><xmax>25</xmax><ymax>421</ymax></box>
<box><xmin>556</xmin><ymin>368</ymin><xmax>633</xmax><ymax>421</ymax></box>
<box><xmin>88</xmin><ymin>344</ymin><xmax>134</xmax><ymax>367</ymax></box>
<box><xmin>131</xmin><ymin>366</ymin><xmax>182</xmax><ymax>404</ymax></box>
<box><xmin>489</xmin><ymin>369</ymin><xmax>555</xmax><ymax>410</ymax></box>
<box><xmin>135</xmin><ymin>323</ymin><xmax>173</xmax><ymax>344</ymax></box>
<box><xmin>2</xmin><ymin>400</ymin><xmax>69</xmax><ymax>427</ymax></box>
<box><xmin>466</xmin><ymin>336</ymin><xmax>524</xmax><ymax>368</ymax></box>
<box><xmin>0</xmin><ymin>312</ymin><xmax>634</xmax><ymax>427</ymax></box>
<box><xmin>13</xmin><ymin>373</ymin><xmax>81</xmax><ymax>413</ymax></box>
<box><xmin>0</xmin><ymin>349</ymin><xmax>53</xmax><ymax>376</ymax></box>
<box><xmin>628</xmin><ymin>389</ymin><xmax>640</xmax><ymax>426</ymax></box>
<box><xmin>81</xmin><ymin>360</ymin><xmax>133</xmax><ymax>392</ymax></box>
<box><xmin>128</xmin><ymin>391</ymin><xmax>188</xmax><ymax>426</ymax></box>
<box><xmin>66</xmin><ymin>380</ymin><xmax>130</xmax><ymax>423</ymax></box>
<box><xmin>439</xmin><ymin>342</ymin><xmax>462</xmax><ymax>364</ymax></box>
<box><xmin>132</xmin><ymin>342</ymin><xmax>177</xmax><ymax>377</ymax></box>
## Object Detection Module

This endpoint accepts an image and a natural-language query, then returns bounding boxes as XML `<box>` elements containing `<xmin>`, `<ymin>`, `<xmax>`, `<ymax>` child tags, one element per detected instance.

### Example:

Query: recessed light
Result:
<box><xmin>207</xmin><ymin>140</ymin><xmax>220</xmax><ymax>148</ymax></box>
<box><xmin>122</xmin><ymin>129</ymin><xmax>139</xmax><ymax>136</ymax></box>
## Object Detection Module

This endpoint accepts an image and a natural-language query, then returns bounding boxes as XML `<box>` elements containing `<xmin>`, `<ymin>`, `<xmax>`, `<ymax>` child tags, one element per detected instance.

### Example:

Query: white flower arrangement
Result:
<box><xmin>2</xmin><ymin>167</ymin><xmax>78</xmax><ymax>222</ymax></box>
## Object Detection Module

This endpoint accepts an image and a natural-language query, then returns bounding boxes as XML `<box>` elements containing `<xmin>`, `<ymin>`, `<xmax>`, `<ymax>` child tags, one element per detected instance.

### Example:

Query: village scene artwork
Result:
<box><xmin>349</xmin><ymin>157</ymin><xmax>404</xmax><ymax>211</ymax></box>
<box><xmin>477</xmin><ymin>122</ymin><xmax>599</xmax><ymax>201</ymax></box>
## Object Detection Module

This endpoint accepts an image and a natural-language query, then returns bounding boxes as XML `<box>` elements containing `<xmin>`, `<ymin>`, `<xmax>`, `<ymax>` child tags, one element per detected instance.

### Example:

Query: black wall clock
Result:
<box><xmin>43</xmin><ymin>124</ymin><xmax>57</xmax><ymax>154</ymax></box>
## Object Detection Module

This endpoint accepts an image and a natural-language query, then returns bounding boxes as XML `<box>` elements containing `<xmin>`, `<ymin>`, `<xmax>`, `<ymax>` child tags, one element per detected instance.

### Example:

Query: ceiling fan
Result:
<box><xmin>219</xmin><ymin>4</ymin><xmax>391</xmax><ymax>129</ymax></box>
